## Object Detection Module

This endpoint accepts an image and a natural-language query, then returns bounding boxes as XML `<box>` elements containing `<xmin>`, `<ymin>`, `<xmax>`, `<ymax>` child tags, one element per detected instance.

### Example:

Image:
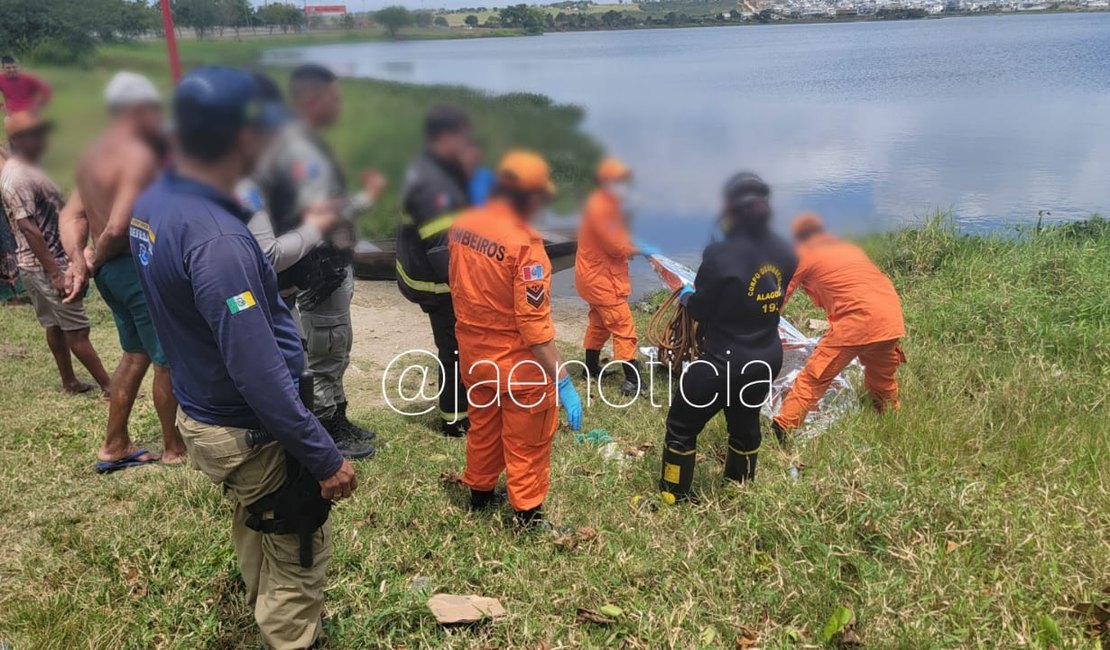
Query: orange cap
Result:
<box><xmin>497</xmin><ymin>149</ymin><xmax>555</xmax><ymax>196</ymax></box>
<box><xmin>596</xmin><ymin>156</ymin><xmax>631</xmax><ymax>183</ymax></box>
<box><xmin>3</xmin><ymin>111</ymin><xmax>52</xmax><ymax>139</ymax></box>
<box><xmin>791</xmin><ymin>212</ymin><xmax>824</xmax><ymax>239</ymax></box>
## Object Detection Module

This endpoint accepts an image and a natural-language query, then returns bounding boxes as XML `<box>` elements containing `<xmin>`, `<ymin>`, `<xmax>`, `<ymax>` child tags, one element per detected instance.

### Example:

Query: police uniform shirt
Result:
<box><xmin>130</xmin><ymin>170</ymin><xmax>343</xmax><ymax>480</ymax></box>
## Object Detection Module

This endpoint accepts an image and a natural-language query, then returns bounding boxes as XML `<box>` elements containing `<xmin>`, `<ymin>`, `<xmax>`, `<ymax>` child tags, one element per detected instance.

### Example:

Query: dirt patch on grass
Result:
<box><xmin>349</xmin><ymin>281</ymin><xmax>591</xmax><ymax>406</ymax></box>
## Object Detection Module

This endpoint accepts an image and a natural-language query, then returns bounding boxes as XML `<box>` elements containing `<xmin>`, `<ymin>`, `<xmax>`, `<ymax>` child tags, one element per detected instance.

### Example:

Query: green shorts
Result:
<box><xmin>94</xmin><ymin>256</ymin><xmax>168</xmax><ymax>367</ymax></box>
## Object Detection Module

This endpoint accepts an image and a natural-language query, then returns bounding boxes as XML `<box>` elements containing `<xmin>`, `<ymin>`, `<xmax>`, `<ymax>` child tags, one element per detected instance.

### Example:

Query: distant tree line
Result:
<box><xmin>0</xmin><ymin>0</ymin><xmax>390</xmax><ymax>64</ymax></box>
<box><xmin>372</xmin><ymin>6</ymin><xmax>450</xmax><ymax>37</ymax></box>
<box><xmin>1</xmin><ymin>0</ymin><xmax>155</xmax><ymax>64</ymax></box>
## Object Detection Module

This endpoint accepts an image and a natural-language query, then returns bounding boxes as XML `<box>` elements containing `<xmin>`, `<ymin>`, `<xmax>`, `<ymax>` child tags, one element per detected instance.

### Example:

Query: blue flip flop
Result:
<box><xmin>95</xmin><ymin>449</ymin><xmax>158</xmax><ymax>474</ymax></box>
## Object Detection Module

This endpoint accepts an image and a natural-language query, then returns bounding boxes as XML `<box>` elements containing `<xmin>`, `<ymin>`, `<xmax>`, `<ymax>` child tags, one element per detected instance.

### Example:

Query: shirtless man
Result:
<box><xmin>60</xmin><ymin>72</ymin><xmax>185</xmax><ymax>471</ymax></box>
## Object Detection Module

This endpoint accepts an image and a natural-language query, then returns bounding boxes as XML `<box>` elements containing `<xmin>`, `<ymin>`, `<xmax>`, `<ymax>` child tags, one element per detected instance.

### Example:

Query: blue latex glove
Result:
<box><xmin>557</xmin><ymin>374</ymin><xmax>583</xmax><ymax>431</ymax></box>
<box><xmin>468</xmin><ymin>167</ymin><xmax>496</xmax><ymax>206</ymax></box>
<box><xmin>677</xmin><ymin>283</ymin><xmax>695</xmax><ymax>306</ymax></box>
<box><xmin>634</xmin><ymin>238</ymin><xmax>661</xmax><ymax>258</ymax></box>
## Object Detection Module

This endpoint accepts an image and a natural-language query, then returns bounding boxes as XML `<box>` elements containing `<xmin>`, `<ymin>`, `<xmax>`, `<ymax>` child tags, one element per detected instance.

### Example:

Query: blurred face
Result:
<box><xmin>437</xmin><ymin>128</ymin><xmax>473</xmax><ymax>166</ymax></box>
<box><xmin>119</xmin><ymin>102</ymin><xmax>166</xmax><ymax>148</ymax></box>
<box><xmin>12</xmin><ymin>128</ymin><xmax>49</xmax><ymax>163</ymax></box>
<box><xmin>3</xmin><ymin>62</ymin><xmax>17</xmax><ymax>78</ymax></box>
<box><xmin>459</xmin><ymin>139</ymin><xmax>482</xmax><ymax>174</ymax></box>
<box><xmin>132</xmin><ymin>103</ymin><xmax>164</xmax><ymax>138</ymax></box>
<box><xmin>304</xmin><ymin>81</ymin><xmax>341</xmax><ymax>127</ymax></box>
<box><xmin>518</xmin><ymin>191</ymin><xmax>550</xmax><ymax>222</ymax></box>
<box><xmin>236</xmin><ymin>127</ymin><xmax>266</xmax><ymax>176</ymax></box>
<box><xmin>603</xmin><ymin>179</ymin><xmax>632</xmax><ymax>202</ymax></box>
<box><xmin>721</xmin><ymin>196</ymin><xmax>772</xmax><ymax>234</ymax></box>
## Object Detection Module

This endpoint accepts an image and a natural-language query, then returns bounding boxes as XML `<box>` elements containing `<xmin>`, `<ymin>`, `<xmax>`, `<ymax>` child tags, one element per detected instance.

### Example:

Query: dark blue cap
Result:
<box><xmin>173</xmin><ymin>66</ymin><xmax>282</xmax><ymax>139</ymax></box>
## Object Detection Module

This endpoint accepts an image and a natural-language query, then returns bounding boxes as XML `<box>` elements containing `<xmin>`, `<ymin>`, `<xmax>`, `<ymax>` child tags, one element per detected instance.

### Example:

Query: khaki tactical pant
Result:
<box><xmin>177</xmin><ymin>409</ymin><xmax>331</xmax><ymax>650</ymax></box>
<box><xmin>300</xmin><ymin>268</ymin><xmax>354</xmax><ymax>419</ymax></box>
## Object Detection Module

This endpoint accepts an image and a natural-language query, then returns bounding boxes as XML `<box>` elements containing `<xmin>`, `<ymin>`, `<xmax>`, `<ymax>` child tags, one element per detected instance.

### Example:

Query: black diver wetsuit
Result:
<box><xmin>660</xmin><ymin>223</ymin><xmax>797</xmax><ymax>500</ymax></box>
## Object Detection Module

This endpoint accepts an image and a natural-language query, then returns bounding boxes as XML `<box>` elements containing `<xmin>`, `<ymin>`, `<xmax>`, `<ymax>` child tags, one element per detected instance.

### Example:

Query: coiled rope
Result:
<box><xmin>645</xmin><ymin>287</ymin><xmax>702</xmax><ymax>373</ymax></box>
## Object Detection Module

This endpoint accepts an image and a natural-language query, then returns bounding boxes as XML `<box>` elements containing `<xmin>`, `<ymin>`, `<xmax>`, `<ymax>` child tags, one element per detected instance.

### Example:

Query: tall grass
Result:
<box><xmin>0</xmin><ymin>217</ymin><xmax>1106</xmax><ymax>648</ymax></box>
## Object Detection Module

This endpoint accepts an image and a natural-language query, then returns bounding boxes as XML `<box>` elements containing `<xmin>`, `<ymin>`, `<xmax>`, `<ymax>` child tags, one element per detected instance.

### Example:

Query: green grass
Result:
<box><xmin>36</xmin><ymin>37</ymin><xmax>600</xmax><ymax>237</ymax></box>
<box><xmin>0</xmin><ymin>216</ymin><xmax>1107</xmax><ymax>648</ymax></box>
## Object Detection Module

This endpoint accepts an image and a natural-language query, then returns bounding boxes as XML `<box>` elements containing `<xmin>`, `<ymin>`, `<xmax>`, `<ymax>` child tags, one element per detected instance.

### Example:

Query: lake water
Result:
<box><xmin>268</xmin><ymin>14</ymin><xmax>1110</xmax><ymax>253</ymax></box>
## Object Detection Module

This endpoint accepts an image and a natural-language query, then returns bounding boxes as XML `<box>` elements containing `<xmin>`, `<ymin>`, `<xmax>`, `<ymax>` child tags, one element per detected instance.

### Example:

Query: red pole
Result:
<box><xmin>160</xmin><ymin>0</ymin><xmax>183</xmax><ymax>82</ymax></box>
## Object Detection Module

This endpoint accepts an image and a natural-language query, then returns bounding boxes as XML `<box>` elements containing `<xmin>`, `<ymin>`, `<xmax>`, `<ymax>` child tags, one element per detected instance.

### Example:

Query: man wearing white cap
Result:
<box><xmin>59</xmin><ymin>71</ymin><xmax>187</xmax><ymax>472</ymax></box>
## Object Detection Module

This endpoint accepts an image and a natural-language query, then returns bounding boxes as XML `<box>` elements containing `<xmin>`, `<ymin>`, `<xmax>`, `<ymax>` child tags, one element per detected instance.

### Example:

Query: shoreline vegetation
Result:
<box><xmin>0</xmin><ymin>215</ymin><xmax>1106</xmax><ymax>647</ymax></box>
<box><xmin>9</xmin><ymin>0</ymin><xmax>1107</xmax><ymax>70</ymax></box>
<box><xmin>37</xmin><ymin>38</ymin><xmax>602</xmax><ymax>236</ymax></box>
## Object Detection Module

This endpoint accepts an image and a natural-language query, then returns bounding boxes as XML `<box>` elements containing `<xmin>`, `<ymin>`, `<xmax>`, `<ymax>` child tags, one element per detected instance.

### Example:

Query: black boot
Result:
<box><xmin>723</xmin><ymin>445</ymin><xmax>758</xmax><ymax>484</ymax></box>
<box><xmin>620</xmin><ymin>360</ymin><xmax>642</xmax><ymax>396</ymax></box>
<box><xmin>514</xmin><ymin>504</ymin><xmax>544</xmax><ymax>528</ymax></box>
<box><xmin>337</xmin><ymin>401</ymin><xmax>376</xmax><ymax>442</ymax></box>
<box><xmin>470</xmin><ymin>487</ymin><xmax>506</xmax><ymax>511</ymax></box>
<box><xmin>321</xmin><ymin>413</ymin><xmax>376</xmax><ymax>459</ymax></box>
<box><xmin>659</xmin><ymin>446</ymin><xmax>696</xmax><ymax>504</ymax></box>
<box><xmin>583</xmin><ymin>349</ymin><xmax>601</xmax><ymax>380</ymax></box>
<box><xmin>441</xmin><ymin>417</ymin><xmax>470</xmax><ymax>438</ymax></box>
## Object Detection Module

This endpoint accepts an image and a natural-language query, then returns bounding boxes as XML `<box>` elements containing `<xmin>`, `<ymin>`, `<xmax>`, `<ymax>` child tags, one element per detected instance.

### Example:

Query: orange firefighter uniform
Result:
<box><xmin>773</xmin><ymin>215</ymin><xmax>906</xmax><ymax>430</ymax></box>
<box><xmin>449</xmin><ymin>190</ymin><xmax>559</xmax><ymax>512</ymax></box>
<box><xmin>574</xmin><ymin>158</ymin><xmax>638</xmax><ymax>363</ymax></box>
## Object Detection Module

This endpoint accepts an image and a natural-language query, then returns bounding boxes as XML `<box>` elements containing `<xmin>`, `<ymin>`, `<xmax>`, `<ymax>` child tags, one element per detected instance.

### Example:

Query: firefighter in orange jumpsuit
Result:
<box><xmin>772</xmin><ymin>213</ymin><xmax>906</xmax><ymax>441</ymax></box>
<box><xmin>449</xmin><ymin>150</ymin><xmax>583</xmax><ymax>527</ymax></box>
<box><xmin>574</xmin><ymin>157</ymin><xmax>652</xmax><ymax>395</ymax></box>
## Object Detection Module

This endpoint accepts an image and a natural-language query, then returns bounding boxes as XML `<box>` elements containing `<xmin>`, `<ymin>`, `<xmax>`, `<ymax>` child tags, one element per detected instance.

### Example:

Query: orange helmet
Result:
<box><xmin>497</xmin><ymin>149</ymin><xmax>555</xmax><ymax>196</ymax></box>
<box><xmin>791</xmin><ymin>212</ymin><xmax>825</xmax><ymax>240</ymax></box>
<box><xmin>596</xmin><ymin>156</ymin><xmax>631</xmax><ymax>183</ymax></box>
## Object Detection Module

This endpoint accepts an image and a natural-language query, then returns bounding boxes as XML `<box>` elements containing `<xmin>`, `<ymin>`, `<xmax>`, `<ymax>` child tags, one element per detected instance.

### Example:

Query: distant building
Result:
<box><xmin>305</xmin><ymin>4</ymin><xmax>348</xmax><ymax>17</ymax></box>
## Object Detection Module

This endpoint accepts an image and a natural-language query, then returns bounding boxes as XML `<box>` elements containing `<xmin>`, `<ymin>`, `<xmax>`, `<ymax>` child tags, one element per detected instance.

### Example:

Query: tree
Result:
<box><xmin>258</xmin><ymin>3</ymin><xmax>303</xmax><ymax>34</ymax></box>
<box><xmin>414</xmin><ymin>11</ymin><xmax>434</xmax><ymax>28</ymax></box>
<box><xmin>219</xmin><ymin>0</ymin><xmax>254</xmax><ymax>37</ymax></box>
<box><xmin>498</xmin><ymin>3</ymin><xmax>546</xmax><ymax>33</ymax></box>
<box><xmin>173</xmin><ymin>0</ymin><xmax>222</xmax><ymax>38</ymax></box>
<box><xmin>464</xmin><ymin>14</ymin><xmax>480</xmax><ymax>26</ymax></box>
<box><xmin>111</xmin><ymin>0</ymin><xmax>160</xmax><ymax>40</ymax></box>
<box><xmin>601</xmin><ymin>9</ymin><xmax>622</xmax><ymax>26</ymax></box>
<box><xmin>375</xmin><ymin>5</ymin><xmax>413</xmax><ymax>37</ymax></box>
<box><xmin>433</xmin><ymin>15</ymin><xmax>449</xmax><ymax>27</ymax></box>
<box><xmin>340</xmin><ymin>13</ymin><xmax>356</xmax><ymax>30</ymax></box>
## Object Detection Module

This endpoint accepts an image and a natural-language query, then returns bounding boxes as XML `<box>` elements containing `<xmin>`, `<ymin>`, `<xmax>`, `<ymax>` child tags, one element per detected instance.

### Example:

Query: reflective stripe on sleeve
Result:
<box><xmin>418</xmin><ymin>212</ymin><xmax>458</xmax><ymax>240</ymax></box>
<box><xmin>395</xmin><ymin>260</ymin><xmax>450</xmax><ymax>294</ymax></box>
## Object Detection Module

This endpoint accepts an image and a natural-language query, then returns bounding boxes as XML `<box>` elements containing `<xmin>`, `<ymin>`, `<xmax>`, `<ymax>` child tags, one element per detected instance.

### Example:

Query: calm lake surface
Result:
<box><xmin>269</xmin><ymin>14</ymin><xmax>1110</xmax><ymax>252</ymax></box>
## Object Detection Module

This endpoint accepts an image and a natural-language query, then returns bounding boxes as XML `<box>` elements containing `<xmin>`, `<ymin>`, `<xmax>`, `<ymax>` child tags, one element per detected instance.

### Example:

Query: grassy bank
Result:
<box><xmin>0</xmin><ymin>217</ymin><xmax>1106</xmax><ymax>648</ymax></box>
<box><xmin>36</xmin><ymin>36</ymin><xmax>599</xmax><ymax>236</ymax></box>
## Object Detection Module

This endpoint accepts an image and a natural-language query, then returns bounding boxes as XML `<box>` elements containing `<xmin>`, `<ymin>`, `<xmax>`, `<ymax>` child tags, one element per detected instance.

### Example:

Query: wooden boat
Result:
<box><xmin>352</xmin><ymin>228</ymin><xmax>578</xmax><ymax>281</ymax></box>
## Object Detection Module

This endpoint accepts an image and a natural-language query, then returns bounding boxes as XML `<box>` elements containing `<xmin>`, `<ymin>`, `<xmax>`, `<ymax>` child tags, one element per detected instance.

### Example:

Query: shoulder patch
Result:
<box><xmin>522</xmin><ymin>263</ymin><xmax>544</xmax><ymax>282</ymax></box>
<box><xmin>226</xmin><ymin>291</ymin><xmax>257</xmax><ymax>315</ymax></box>
<box><xmin>291</xmin><ymin>160</ymin><xmax>320</xmax><ymax>182</ymax></box>
<box><xmin>525</xmin><ymin>284</ymin><xmax>546</xmax><ymax>308</ymax></box>
<box><xmin>130</xmin><ymin>218</ymin><xmax>155</xmax><ymax>266</ymax></box>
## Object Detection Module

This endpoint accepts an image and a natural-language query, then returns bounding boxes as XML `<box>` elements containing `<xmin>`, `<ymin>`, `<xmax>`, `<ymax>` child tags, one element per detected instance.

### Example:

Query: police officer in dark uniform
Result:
<box><xmin>659</xmin><ymin>172</ymin><xmax>798</xmax><ymax>503</ymax></box>
<box><xmin>130</xmin><ymin>67</ymin><xmax>357</xmax><ymax>648</ymax></box>
<box><xmin>396</xmin><ymin>106</ymin><xmax>474</xmax><ymax>437</ymax></box>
